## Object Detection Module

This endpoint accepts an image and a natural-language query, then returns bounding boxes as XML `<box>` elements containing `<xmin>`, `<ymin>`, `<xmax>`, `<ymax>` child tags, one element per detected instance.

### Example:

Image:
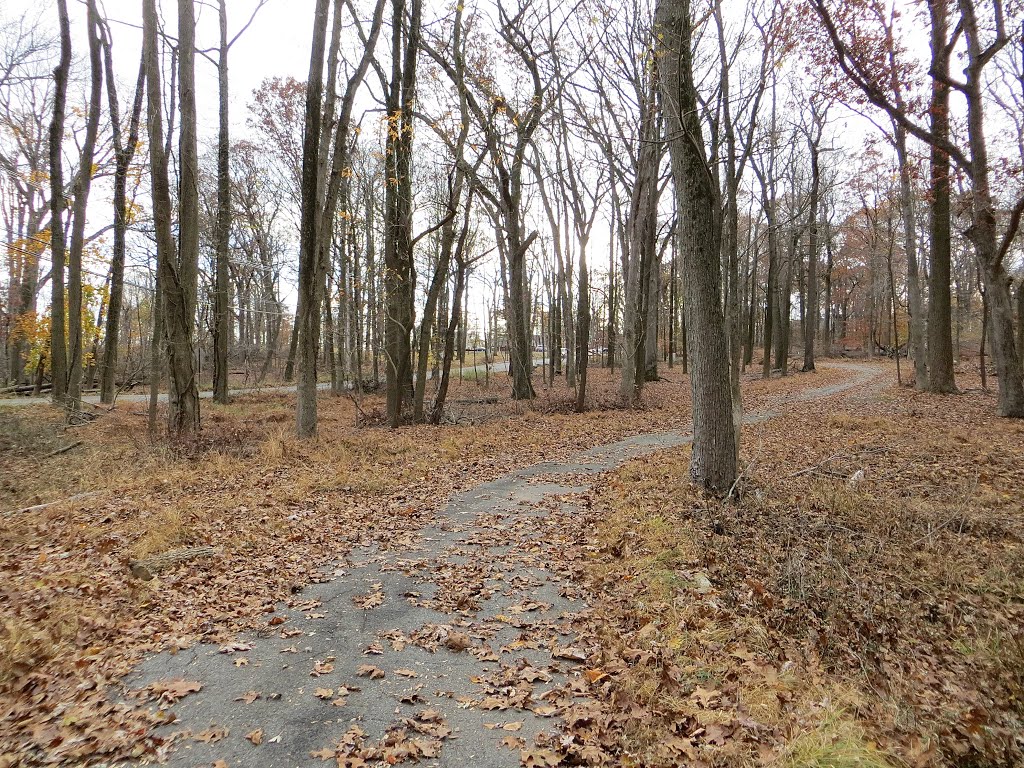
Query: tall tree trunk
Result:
<box><xmin>212</xmin><ymin>0</ymin><xmax>231</xmax><ymax>404</ymax></box>
<box><xmin>100</xmin><ymin>33</ymin><xmax>146</xmax><ymax>404</ymax></box>
<box><xmin>620</xmin><ymin>86</ymin><xmax>660</xmax><ymax>405</ymax></box>
<box><xmin>145</xmin><ymin>0</ymin><xmax>199</xmax><ymax>435</ymax></box>
<box><xmin>958</xmin><ymin>0</ymin><xmax>1024</xmax><ymax>416</ymax></box>
<box><xmin>49</xmin><ymin>0</ymin><xmax>71</xmax><ymax>406</ymax></box>
<box><xmin>294</xmin><ymin>0</ymin><xmax>331</xmax><ymax>437</ymax></box>
<box><xmin>643</xmin><ymin>238</ymin><xmax>661</xmax><ymax>381</ymax></box>
<box><xmin>66</xmin><ymin>0</ymin><xmax>104</xmax><ymax>409</ymax></box>
<box><xmin>430</xmin><ymin>198</ymin><xmax>473</xmax><ymax>424</ymax></box>
<box><xmin>383</xmin><ymin>0</ymin><xmax>421</xmax><ymax>425</ymax></box>
<box><xmin>575</xmin><ymin>236</ymin><xmax>590</xmax><ymax>412</ymax></box>
<box><xmin>823</xmin><ymin>224</ymin><xmax>834</xmax><ymax>351</ymax></box>
<box><xmin>413</xmin><ymin>220</ymin><xmax>452</xmax><ymax>422</ymax></box>
<box><xmin>894</xmin><ymin>124</ymin><xmax>927</xmax><ymax>389</ymax></box>
<box><xmin>1017</xmin><ymin>279</ymin><xmax>1024</xmax><ymax>373</ymax></box>
<box><xmin>925</xmin><ymin>0</ymin><xmax>956</xmax><ymax>393</ymax></box>
<box><xmin>802</xmin><ymin>124</ymin><xmax>821</xmax><ymax>372</ymax></box>
<box><xmin>657</xmin><ymin>0</ymin><xmax>737</xmax><ymax>492</ymax></box>
<box><xmin>607</xmin><ymin>209</ymin><xmax>616</xmax><ymax>370</ymax></box>
<box><xmin>147</xmin><ymin>268</ymin><xmax>162</xmax><ymax>436</ymax></box>
<box><xmin>744</xmin><ymin>236</ymin><xmax>758</xmax><ymax>366</ymax></box>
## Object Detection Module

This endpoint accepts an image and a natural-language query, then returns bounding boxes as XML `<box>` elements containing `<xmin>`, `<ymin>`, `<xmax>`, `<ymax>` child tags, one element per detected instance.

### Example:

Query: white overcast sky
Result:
<box><xmin>76</xmin><ymin>0</ymin><xmax>315</xmax><ymax>140</ymax></box>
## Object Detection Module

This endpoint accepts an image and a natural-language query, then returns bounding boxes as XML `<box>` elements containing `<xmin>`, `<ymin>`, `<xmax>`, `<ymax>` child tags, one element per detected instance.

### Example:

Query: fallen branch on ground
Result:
<box><xmin>43</xmin><ymin>440</ymin><xmax>84</xmax><ymax>458</ymax></box>
<box><xmin>129</xmin><ymin>546</ymin><xmax>218</xmax><ymax>580</ymax></box>
<box><xmin>3</xmin><ymin>490</ymin><xmax>102</xmax><ymax>517</ymax></box>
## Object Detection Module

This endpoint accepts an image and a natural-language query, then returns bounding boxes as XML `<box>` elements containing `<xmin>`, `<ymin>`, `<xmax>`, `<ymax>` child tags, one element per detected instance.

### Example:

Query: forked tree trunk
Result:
<box><xmin>66</xmin><ymin>0</ymin><xmax>104</xmax><ymax>410</ymax></box>
<box><xmin>144</xmin><ymin>0</ymin><xmax>199</xmax><ymax>436</ymax></box>
<box><xmin>294</xmin><ymin>0</ymin><xmax>331</xmax><ymax>437</ymax></box>
<box><xmin>100</xmin><ymin>33</ymin><xmax>146</xmax><ymax>405</ymax></box>
<box><xmin>383</xmin><ymin>0</ymin><xmax>421</xmax><ymax>425</ymax></box>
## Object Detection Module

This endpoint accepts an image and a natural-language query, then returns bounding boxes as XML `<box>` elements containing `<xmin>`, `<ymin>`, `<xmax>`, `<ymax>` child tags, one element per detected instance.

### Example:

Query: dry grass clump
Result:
<box><xmin>780</xmin><ymin>708</ymin><xmax>897</xmax><ymax>768</ymax></box>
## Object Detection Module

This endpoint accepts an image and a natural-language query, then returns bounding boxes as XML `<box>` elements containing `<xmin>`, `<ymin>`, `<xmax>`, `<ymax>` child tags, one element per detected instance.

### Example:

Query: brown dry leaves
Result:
<box><xmin>0</xmin><ymin>369</ymin><xmax>709</xmax><ymax>763</ymax></box>
<box><xmin>574</xmin><ymin>364</ymin><xmax>1024</xmax><ymax>766</ymax></box>
<box><xmin>1</xmin><ymin>362</ymin><xmax>992</xmax><ymax>767</ymax></box>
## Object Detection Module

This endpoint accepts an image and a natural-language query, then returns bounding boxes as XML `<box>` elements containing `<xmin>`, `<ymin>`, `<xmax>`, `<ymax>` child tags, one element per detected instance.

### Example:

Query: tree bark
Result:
<box><xmin>294</xmin><ymin>0</ymin><xmax>331</xmax><ymax>437</ymax></box>
<box><xmin>212</xmin><ymin>0</ymin><xmax>231</xmax><ymax>404</ymax></box>
<box><xmin>802</xmin><ymin>111</ymin><xmax>823</xmax><ymax>372</ymax></box>
<box><xmin>657</xmin><ymin>0</ymin><xmax>737</xmax><ymax>492</ymax></box>
<box><xmin>383</xmin><ymin>0</ymin><xmax>421</xmax><ymax>425</ymax></box>
<box><xmin>145</xmin><ymin>0</ymin><xmax>199</xmax><ymax>436</ymax></box>
<box><xmin>957</xmin><ymin>0</ymin><xmax>1024</xmax><ymax>416</ymax></box>
<box><xmin>65</xmin><ymin>0</ymin><xmax>104</xmax><ymax>410</ymax></box>
<box><xmin>1017</xmin><ymin>278</ymin><xmax>1024</xmax><ymax>373</ymax></box>
<box><xmin>620</xmin><ymin>83</ymin><xmax>660</xmax><ymax>405</ymax></box>
<box><xmin>894</xmin><ymin>123</ymin><xmax>927</xmax><ymax>389</ymax></box>
<box><xmin>99</xmin><ymin>30</ymin><xmax>145</xmax><ymax>404</ymax></box>
<box><xmin>49</xmin><ymin>0</ymin><xmax>71</xmax><ymax>406</ymax></box>
<box><xmin>925</xmin><ymin>0</ymin><xmax>957</xmax><ymax>393</ymax></box>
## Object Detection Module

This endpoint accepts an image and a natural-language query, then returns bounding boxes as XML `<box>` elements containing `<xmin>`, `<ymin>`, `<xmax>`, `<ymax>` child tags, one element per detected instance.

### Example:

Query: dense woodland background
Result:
<box><xmin>2</xmin><ymin>0</ymin><xmax>1023</xmax><ymax>482</ymax></box>
<box><xmin>1</xmin><ymin>2</ymin><xmax>1024</xmax><ymax>766</ymax></box>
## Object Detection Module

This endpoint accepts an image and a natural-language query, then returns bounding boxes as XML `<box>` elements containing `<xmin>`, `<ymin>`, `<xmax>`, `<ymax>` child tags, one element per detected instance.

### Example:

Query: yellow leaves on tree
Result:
<box><xmin>10</xmin><ymin>283</ymin><xmax>109</xmax><ymax>374</ymax></box>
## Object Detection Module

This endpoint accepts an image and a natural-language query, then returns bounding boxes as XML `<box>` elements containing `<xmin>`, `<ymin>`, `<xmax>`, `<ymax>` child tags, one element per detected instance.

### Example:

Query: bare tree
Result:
<box><xmin>657</xmin><ymin>0</ymin><xmax>737</xmax><ymax>491</ymax></box>
<box><xmin>812</xmin><ymin>0</ymin><xmax>1024</xmax><ymax>415</ymax></box>
<box><xmin>65</xmin><ymin>0</ymin><xmax>104</xmax><ymax>409</ymax></box>
<box><xmin>48</xmin><ymin>0</ymin><xmax>71</xmax><ymax>405</ymax></box>
<box><xmin>144</xmin><ymin>0</ymin><xmax>199</xmax><ymax>435</ymax></box>
<box><xmin>98</xmin><ymin>19</ymin><xmax>145</xmax><ymax>404</ymax></box>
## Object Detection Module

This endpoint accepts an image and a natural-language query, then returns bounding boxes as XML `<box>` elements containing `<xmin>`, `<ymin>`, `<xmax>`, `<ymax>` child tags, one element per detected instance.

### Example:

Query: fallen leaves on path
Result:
<box><xmin>0</xmin><ymin>365</ymin><xmax>855</xmax><ymax>764</ymax></box>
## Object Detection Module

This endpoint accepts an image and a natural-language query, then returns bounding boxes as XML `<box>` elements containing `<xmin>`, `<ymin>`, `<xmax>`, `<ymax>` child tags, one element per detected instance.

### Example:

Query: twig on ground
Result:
<box><xmin>43</xmin><ymin>440</ymin><xmax>84</xmax><ymax>458</ymax></box>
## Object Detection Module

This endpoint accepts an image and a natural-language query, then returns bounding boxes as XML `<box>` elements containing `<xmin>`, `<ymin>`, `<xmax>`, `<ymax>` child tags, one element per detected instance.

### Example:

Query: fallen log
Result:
<box><xmin>129</xmin><ymin>546</ymin><xmax>217</xmax><ymax>580</ymax></box>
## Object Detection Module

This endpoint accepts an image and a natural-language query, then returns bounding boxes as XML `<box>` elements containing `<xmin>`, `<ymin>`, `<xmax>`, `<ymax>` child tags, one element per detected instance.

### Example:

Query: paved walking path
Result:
<box><xmin>126</xmin><ymin>363</ymin><xmax>883</xmax><ymax>767</ymax></box>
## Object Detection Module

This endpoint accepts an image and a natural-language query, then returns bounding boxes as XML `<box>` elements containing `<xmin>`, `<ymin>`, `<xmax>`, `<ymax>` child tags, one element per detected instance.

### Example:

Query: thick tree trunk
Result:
<box><xmin>657</xmin><ymin>0</ymin><xmax>737</xmax><ymax>492</ymax></box>
<box><xmin>1017</xmin><ymin>279</ymin><xmax>1024</xmax><ymax>373</ymax></box>
<box><xmin>145</xmin><ymin>0</ymin><xmax>199</xmax><ymax>436</ymax></box>
<box><xmin>620</xmin><ymin>90</ymin><xmax>660</xmax><ymax>405</ymax></box>
<box><xmin>383</xmin><ymin>0</ymin><xmax>421</xmax><ymax>425</ymax></box>
<box><xmin>925</xmin><ymin>0</ymin><xmax>957</xmax><ymax>393</ymax></box>
<box><xmin>958</xmin><ymin>0</ymin><xmax>1024</xmax><ymax>416</ymax></box>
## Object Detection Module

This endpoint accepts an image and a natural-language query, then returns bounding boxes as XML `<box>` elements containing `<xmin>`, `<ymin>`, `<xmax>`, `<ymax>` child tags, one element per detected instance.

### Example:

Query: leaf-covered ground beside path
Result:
<box><xmin>572</xmin><ymin>366</ymin><xmax>1024</xmax><ymax>767</ymax></box>
<box><xmin>0</xmin><ymin>365</ymin><xmax>841</xmax><ymax>765</ymax></box>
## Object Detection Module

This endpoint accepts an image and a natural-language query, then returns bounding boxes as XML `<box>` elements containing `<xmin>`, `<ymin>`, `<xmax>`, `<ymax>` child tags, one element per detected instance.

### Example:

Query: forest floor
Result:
<box><xmin>0</xmin><ymin>361</ymin><xmax>1021</xmax><ymax>767</ymax></box>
